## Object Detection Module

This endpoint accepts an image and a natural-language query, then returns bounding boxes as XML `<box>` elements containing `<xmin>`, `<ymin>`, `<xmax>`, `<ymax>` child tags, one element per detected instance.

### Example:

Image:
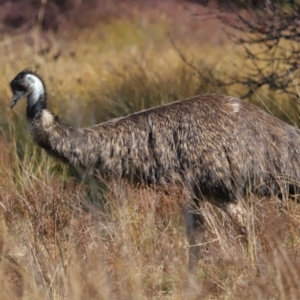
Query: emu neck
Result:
<box><xmin>26</xmin><ymin>92</ymin><xmax>47</xmax><ymax>120</ymax></box>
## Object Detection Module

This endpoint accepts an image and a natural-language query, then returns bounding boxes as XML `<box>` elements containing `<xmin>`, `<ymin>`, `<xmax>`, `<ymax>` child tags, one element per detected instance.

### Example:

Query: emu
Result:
<box><xmin>10</xmin><ymin>69</ymin><xmax>300</xmax><ymax>268</ymax></box>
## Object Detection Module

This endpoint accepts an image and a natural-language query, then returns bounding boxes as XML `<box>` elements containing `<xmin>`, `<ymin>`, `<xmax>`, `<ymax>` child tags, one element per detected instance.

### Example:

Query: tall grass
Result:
<box><xmin>1</xmin><ymin>1</ymin><xmax>300</xmax><ymax>299</ymax></box>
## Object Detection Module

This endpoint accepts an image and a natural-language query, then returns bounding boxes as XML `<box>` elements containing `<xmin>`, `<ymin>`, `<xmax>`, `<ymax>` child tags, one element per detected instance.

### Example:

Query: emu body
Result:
<box><xmin>10</xmin><ymin>70</ymin><xmax>300</xmax><ymax>266</ymax></box>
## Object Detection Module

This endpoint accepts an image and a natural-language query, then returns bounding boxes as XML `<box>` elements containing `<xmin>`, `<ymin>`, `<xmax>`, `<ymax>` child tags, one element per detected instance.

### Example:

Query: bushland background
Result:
<box><xmin>0</xmin><ymin>0</ymin><xmax>300</xmax><ymax>299</ymax></box>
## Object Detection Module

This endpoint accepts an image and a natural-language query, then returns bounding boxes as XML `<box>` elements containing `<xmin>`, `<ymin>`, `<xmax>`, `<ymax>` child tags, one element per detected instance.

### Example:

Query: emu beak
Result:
<box><xmin>11</xmin><ymin>95</ymin><xmax>18</xmax><ymax>109</ymax></box>
<box><xmin>10</xmin><ymin>92</ymin><xmax>23</xmax><ymax>109</ymax></box>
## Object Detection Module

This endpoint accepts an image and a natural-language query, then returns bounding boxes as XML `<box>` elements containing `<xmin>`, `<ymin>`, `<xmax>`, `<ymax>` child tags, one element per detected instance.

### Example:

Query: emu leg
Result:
<box><xmin>183</xmin><ymin>205</ymin><xmax>204</xmax><ymax>270</ymax></box>
<box><xmin>224</xmin><ymin>201</ymin><xmax>248</xmax><ymax>235</ymax></box>
<box><xmin>224</xmin><ymin>201</ymin><xmax>263</xmax><ymax>273</ymax></box>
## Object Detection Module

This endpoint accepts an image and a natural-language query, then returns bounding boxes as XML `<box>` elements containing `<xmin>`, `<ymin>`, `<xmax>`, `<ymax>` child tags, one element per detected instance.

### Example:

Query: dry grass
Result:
<box><xmin>0</xmin><ymin>1</ymin><xmax>300</xmax><ymax>299</ymax></box>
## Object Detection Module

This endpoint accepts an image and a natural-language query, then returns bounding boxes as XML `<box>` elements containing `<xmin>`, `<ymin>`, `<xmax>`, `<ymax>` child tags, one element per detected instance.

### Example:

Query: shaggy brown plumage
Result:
<box><xmin>10</xmin><ymin>69</ymin><xmax>300</xmax><ymax>267</ymax></box>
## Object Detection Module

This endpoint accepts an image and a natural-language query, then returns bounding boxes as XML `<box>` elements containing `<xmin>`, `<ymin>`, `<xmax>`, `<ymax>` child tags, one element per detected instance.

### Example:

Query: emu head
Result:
<box><xmin>10</xmin><ymin>70</ymin><xmax>45</xmax><ymax>109</ymax></box>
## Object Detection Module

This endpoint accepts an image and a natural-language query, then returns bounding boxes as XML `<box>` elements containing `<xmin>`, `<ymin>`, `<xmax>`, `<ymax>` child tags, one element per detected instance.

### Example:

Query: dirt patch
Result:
<box><xmin>0</xmin><ymin>0</ymin><xmax>222</xmax><ymax>33</ymax></box>
<box><xmin>0</xmin><ymin>0</ymin><xmax>117</xmax><ymax>32</ymax></box>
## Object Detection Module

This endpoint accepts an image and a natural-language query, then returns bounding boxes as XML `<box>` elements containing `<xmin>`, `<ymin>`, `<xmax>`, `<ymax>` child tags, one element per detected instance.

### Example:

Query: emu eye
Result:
<box><xmin>15</xmin><ymin>85</ymin><xmax>26</xmax><ymax>92</ymax></box>
<box><xmin>19</xmin><ymin>84</ymin><xmax>26</xmax><ymax>90</ymax></box>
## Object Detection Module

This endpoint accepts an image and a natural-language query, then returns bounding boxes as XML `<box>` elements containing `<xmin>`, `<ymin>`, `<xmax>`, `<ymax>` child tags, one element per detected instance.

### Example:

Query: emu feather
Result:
<box><xmin>10</xmin><ymin>69</ymin><xmax>300</xmax><ymax>267</ymax></box>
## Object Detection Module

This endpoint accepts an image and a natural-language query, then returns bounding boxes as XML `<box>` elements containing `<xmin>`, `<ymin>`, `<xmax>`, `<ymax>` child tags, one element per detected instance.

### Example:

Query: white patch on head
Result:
<box><xmin>228</xmin><ymin>97</ymin><xmax>240</xmax><ymax>113</ymax></box>
<box><xmin>25</xmin><ymin>74</ymin><xmax>44</xmax><ymax>105</ymax></box>
<box><xmin>41</xmin><ymin>110</ymin><xmax>54</xmax><ymax>127</ymax></box>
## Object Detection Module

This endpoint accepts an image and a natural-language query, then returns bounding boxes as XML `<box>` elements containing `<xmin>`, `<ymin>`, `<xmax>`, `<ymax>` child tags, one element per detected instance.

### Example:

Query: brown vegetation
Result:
<box><xmin>0</xmin><ymin>0</ymin><xmax>300</xmax><ymax>299</ymax></box>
